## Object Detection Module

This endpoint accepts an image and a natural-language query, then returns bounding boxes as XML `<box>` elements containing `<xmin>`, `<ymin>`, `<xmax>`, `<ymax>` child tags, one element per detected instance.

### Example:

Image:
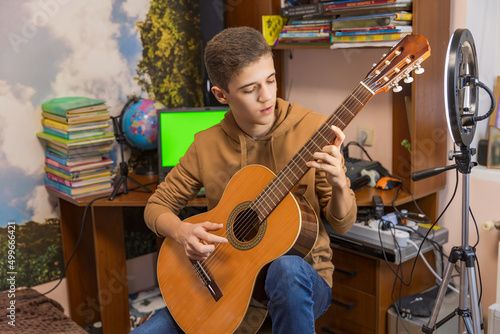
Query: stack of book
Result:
<box><xmin>36</xmin><ymin>97</ymin><xmax>115</xmax><ymax>199</ymax></box>
<box><xmin>277</xmin><ymin>18</ymin><xmax>332</xmax><ymax>46</ymax></box>
<box><xmin>326</xmin><ymin>0</ymin><xmax>413</xmax><ymax>48</ymax></box>
<box><xmin>278</xmin><ymin>0</ymin><xmax>413</xmax><ymax>49</ymax></box>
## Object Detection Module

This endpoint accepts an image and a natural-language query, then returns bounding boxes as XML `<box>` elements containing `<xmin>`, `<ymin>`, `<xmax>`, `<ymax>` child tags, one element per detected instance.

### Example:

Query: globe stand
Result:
<box><xmin>133</xmin><ymin>152</ymin><xmax>158</xmax><ymax>176</ymax></box>
<box><xmin>109</xmin><ymin>115</ymin><xmax>151</xmax><ymax>201</ymax></box>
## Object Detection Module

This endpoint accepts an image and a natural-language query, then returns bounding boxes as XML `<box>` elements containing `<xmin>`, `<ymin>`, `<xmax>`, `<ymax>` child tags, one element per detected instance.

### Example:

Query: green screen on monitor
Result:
<box><xmin>157</xmin><ymin>107</ymin><xmax>229</xmax><ymax>176</ymax></box>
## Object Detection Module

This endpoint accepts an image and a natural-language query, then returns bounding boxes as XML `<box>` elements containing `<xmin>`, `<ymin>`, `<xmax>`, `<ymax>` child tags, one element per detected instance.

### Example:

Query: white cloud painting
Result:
<box><xmin>0</xmin><ymin>0</ymin><xmax>149</xmax><ymax>226</ymax></box>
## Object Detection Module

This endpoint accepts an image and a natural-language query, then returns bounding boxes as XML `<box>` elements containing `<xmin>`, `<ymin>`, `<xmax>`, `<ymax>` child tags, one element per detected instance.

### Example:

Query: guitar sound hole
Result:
<box><xmin>233</xmin><ymin>209</ymin><xmax>260</xmax><ymax>242</ymax></box>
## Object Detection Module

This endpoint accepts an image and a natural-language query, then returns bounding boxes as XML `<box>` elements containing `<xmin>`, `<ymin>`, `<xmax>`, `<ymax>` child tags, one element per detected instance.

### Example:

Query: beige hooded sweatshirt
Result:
<box><xmin>145</xmin><ymin>98</ymin><xmax>357</xmax><ymax>287</ymax></box>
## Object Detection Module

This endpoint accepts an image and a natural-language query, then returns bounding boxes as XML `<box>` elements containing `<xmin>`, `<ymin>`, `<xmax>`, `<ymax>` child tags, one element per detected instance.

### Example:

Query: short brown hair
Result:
<box><xmin>204</xmin><ymin>26</ymin><xmax>272</xmax><ymax>92</ymax></box>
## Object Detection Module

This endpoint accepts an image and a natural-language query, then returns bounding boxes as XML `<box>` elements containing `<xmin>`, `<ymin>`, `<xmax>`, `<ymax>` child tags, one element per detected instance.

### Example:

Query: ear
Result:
<box><xmin>211</xmin><ymin>86</ymin><xmax>229</xmax><ymax>105</ymax></box>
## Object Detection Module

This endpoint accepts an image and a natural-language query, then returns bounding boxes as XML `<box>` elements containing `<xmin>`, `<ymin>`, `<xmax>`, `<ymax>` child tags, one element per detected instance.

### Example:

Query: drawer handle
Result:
<box><xmin>331</xmin><ymin>298</ymin><xmax>355</xmax><ymax>311</ymax></box>
<box><xmin>335</xmin><ymin>268</ymin><xmax>357</xmax><ymax>277</ymax></box>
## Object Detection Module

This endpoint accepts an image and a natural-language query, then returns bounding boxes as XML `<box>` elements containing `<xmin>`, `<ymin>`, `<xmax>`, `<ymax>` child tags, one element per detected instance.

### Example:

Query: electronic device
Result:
<box><xmin>344</xmin><ymin>157</ymin><xmax>389</xmax><ymax>190</ymax></box>
<box><xmin>157</xmin><ymin>106</ymin><xmax>230</xmax><ymax>183</ymax></box>
<box><xmin>325</xmin><ymin>219</ymin><xmax>448</xmax><ymax>264</ymax></box>
<box><xmin>372</xmin><ymin>195</ymin><xmax>384</xmax><ymax>218</ymax></box>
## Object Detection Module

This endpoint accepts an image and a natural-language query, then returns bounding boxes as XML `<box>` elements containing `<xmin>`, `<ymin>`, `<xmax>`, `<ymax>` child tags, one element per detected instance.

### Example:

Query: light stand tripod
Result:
<box><xmin>410</xmin><ymin>28</ymin><xmax>497</xmax><ymax>334</ymax></box>
<box><xmin>108</xmin><ymin>115</ymin><xmax>151</xmax><ymax>201</ymax></box>
<box><xmin>412</xmin><ymin>145</ymin><xmax>483</xmax><ymax>333</ymax></box>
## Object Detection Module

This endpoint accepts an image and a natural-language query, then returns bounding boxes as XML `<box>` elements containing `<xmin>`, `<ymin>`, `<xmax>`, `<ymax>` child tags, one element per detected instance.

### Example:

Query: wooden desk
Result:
<box><xmin>51</xmin><ymin>174</ymin><xmax>438</xmax><ymax>333</ymax></box>
<box><xmin>49</xmin><ymin>174</ymin><xmax>158</xmax><ymax>333</ymax></box>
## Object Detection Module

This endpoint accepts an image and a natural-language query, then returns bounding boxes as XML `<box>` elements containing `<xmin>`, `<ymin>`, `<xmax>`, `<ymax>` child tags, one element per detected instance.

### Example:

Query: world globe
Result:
<box><xmin>121</xmin><ymin>98</ymin><xmax>165</xmax><ymax>151</ymax></box>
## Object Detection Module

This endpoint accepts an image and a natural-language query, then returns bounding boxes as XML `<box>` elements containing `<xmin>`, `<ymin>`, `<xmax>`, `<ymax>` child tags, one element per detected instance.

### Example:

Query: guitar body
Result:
<box><xmin>157</xmin><ymin>165</ymin><xmax>319</xmax><ymax>334</ymax></box>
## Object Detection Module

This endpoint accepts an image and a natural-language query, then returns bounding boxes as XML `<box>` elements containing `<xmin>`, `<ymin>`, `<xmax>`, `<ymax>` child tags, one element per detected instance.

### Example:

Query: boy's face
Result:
<box><xmin>212</xmin><ymin>54</ymin><xmax>277</xmax><ymax>139</ymax></box>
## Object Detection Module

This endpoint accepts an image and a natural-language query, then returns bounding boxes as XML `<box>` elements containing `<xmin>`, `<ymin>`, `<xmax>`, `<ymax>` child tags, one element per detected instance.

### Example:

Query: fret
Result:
<box><xmin>349</xmin><ymin>93</ymin><xmax>364</xmax><ymax>106</ymax></box>
<box><xmin>290</xmin><ymin>157</ymin><xmax>306</xmax><ymax>175</ymax></box>
<box><xmin>284</xmin><ymin>164</ymin><xmax>299</xmax><ymax>179</ymax></box>
<box><xmin>331</xmin><ymin>114</ymin><xmax>346</xmax><ymax>127</ymax></box>
<box><xmin>341</xmin><ymin>104</ymin><xmax>355</xmax><ymax>117</ymax></box>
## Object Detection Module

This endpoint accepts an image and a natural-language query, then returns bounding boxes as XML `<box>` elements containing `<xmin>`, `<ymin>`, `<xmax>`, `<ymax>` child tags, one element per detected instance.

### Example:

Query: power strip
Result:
<box><xmin>349</xmin><ymin>221</ymin><xmax>410</xmax><ymax>248</ymax></box>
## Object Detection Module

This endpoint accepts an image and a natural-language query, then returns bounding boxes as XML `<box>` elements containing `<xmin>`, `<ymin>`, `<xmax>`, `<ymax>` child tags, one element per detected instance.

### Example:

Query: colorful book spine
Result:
<box><xmin>44</xmin><ymin>165</ymin><xmax>112</xmax><ymax>181</ymax></box>
<box><xmin>45</xmin><ymin>151</ymin><xmax>103</xmax><ymax>166</ymax></box>
<box><xmin>41</xmin><ymin>112</ymin><xmax>111</xmax><ymax>124</ymax></box>
<box><xmin>43</xmin><ymin>126</ymin><xmax>106</xmax><ymax>140</ymax></box>
<box><xmin>46</xmin><ymin>172</ymin><xmax>112</xmax><ymax>188</ymax></box>
<box><xmin>280</xmin><ymin>3</ymin><xmax>324</xmax><ymax>17</ymax></box>
<box><xmin>41</xmin><ymin>96</ymin><xmax>107</xmax><ymax>117</ymax></box>
<box><xmin>44</xmin><ymin>177</ymin><xmax>112</xmax><ymax>196</ymax></box>
<box><xmin>279</xmin><ymin>32</ymin><xmax>330</xmax><ymax>38</ymax></box>
<box><xmin>324</xmin><ymin>0</ymin><xmax>399</xmax><ymax>10</ymax></box>
<box><xmin>332</xmin><ymin>32</ymin><xmax>409</xmax><ymax>42</ymax></box>
<box><xmin>45</xmin><ymin>157</ymin><xmax>113</xmax><ymax>172</ymax></box>
<box><xmin>36</xmin><ymin>132</ymin><xmax>115</xmax><ymax>148</ymax></box>
<box><xmin>41</xmin><ymin>118</ymin><xmax>110</xmax><ymax>132</ymax></box>
<box><xmin>46</xmin><ymin>142</ymin><xmax>113</xmax><ymax>157</ymax></box>
<box><xmin>335</xmin><ymin>27</ymin><xmax>411</xmax><ymax>36</ymax></box>
<box><xmin>45</xmin><ymin>184</ymin><xmax>113</xmax><ymax>200</ymax></box>
<box><xmin>290</xmin><ymin>19</ymin><xmax>332</xmax><ymax>25</ymax></box>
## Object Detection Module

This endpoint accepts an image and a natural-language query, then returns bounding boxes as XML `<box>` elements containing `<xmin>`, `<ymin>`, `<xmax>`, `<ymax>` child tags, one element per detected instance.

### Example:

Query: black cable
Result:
<box><xmin>18</xmin><ymin>194</ymin><xmax>109</xmax><ymax>300</ymax></box>
<box><xmin>343</xmin><ymin>141</ymin><xmax>374</xmax><ymax>161</ymax></box>
<box><xmin>378</xmin><ymin>164</ymin><xmax>461</xmax><ymax>333</ymax></box>
<box><xmin>472</xmin><ymin>80</ymin><xmax>496</xmax><ymax>122</ymax></box>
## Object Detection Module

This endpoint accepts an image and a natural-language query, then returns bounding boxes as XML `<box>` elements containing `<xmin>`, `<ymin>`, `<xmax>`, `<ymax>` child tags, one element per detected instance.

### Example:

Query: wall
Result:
<box><xmin>285</xmin><ymin>48</ymin><xmax>393</xmax><ymax>169</ymax></box>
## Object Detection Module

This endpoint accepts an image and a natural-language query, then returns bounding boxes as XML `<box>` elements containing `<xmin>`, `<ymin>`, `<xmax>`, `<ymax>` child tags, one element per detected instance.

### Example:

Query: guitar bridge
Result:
<box><xmin>191</xmin><ymin>260</ymin><xmax>223</xmax><ymax>301</ymax></box>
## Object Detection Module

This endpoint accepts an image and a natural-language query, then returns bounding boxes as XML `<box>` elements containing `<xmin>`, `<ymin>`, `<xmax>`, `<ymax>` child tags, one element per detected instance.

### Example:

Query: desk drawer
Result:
<box><xmin>317</xmin><ymin>319</ymin><xmax>375</xmax><ymax>334</ymax></box>
<box><xmin>331</xmin><ymin>284</ymin><xmax>376</xmax><ymax>330</ymax></box>
<box><xmin>332</xmin><ymin>249</ymin><xmax>376</xmax><ymax>295</ymax></box>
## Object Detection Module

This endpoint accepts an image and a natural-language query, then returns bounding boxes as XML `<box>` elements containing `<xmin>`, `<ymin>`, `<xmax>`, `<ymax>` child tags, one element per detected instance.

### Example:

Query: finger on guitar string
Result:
<box><xmin>180</xmin><ymin>221</ymin><xmax>228</xmax><ymax>260</ymax></box>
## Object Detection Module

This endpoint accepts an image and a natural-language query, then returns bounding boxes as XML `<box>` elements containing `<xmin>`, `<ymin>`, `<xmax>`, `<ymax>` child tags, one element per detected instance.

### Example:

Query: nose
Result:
<box><xmin>258</xmin><ymin>84</ymin><xmax>273</xmax><ymax>103</ymax></box>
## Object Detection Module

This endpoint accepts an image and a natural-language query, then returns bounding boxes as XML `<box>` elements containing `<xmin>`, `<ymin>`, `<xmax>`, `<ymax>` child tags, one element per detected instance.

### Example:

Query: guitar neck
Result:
<box><xmin>251</xmin><ymin>81</ymin><xmax>375</xmax><ymax>221</ymax></box>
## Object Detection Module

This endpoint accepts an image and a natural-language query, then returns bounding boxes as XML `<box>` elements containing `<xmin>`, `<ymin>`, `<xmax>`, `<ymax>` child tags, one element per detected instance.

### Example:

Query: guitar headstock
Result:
<box><xmin>364</xmin><ymin>35</ymin><xmax>431</xmax><ymax>94</ymax></box>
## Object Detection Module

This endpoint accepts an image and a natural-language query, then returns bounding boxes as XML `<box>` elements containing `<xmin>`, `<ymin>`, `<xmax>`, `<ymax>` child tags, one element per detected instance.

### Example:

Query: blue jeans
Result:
<box><xmin>130</xmin><ymin>255</ymin><xmax>331</xmax><ymax>333</ymax></box>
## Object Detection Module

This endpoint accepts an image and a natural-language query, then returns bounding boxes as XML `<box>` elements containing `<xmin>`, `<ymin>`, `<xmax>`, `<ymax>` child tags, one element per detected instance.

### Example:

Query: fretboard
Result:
<box><xmin>251</xmin><ymin>80</ymin><xmax>375</xmax><ymax>221</ymax></box>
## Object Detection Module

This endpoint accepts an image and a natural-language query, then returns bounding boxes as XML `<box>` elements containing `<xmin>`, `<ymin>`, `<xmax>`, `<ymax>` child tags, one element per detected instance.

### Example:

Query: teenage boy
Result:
<box><xmin>133</xmin><ymin>26</ymin><xmax>356</xmax><ymax>334</ymax></box>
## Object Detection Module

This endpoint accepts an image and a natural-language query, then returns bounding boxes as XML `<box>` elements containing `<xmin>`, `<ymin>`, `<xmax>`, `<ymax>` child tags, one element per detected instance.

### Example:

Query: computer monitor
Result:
<box><xmin>157</xmin><ymin>106</ymin><xmax>230</xmax><ymax>183</ymax></box>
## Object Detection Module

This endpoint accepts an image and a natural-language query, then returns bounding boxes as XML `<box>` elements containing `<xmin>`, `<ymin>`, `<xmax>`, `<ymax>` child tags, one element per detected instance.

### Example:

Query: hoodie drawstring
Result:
<box><xmin>270</xmin><ymin>137</ymin><xmax>277</xmax><ymax>172</ymax></box>
<box><xmin>239</xmin><ymin>134</ymin><xmax>247</xmax><ymax>168</ymax></box>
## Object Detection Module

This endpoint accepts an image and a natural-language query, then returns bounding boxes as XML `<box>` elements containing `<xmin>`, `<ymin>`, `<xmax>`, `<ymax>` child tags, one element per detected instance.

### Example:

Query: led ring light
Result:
<box><xmin>444</xmin><ymin>28</ymin><xmax>496</xmax><ymax>148</ymax></box>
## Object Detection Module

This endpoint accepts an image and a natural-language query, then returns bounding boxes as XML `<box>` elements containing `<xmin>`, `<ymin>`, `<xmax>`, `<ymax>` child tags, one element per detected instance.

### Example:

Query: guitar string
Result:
<box><xmin>199</xmin><ymin>82</ymin><xmax>376</xmax><ymax>276</ymax></box>
<box><xmin>225</xmin><ymin>81</ymin><xmax>376</xmax><ymax>245</ymax></box>
<box><xmin>199</xmin><ymin>82</ymin><xmax>376</xmax><ymax>275</ymax></box>
<box><xmin>198</xmin><ymin>82</ymin><xmax>376</xmax><ymax>275</ymax></box>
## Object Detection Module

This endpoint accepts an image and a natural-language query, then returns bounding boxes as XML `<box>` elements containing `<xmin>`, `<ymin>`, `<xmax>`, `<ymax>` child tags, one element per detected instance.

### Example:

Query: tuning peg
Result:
<box><xmin>415</xmin><ymin>66</ymin><xmax>425</xmax><ymax>74</ymax></box>
<box><xmin>393</xmin><ymin>85</ymin><xmax>403</xmax><ymax>93</ymax></box>
<box><xmin>403</xmin><ymin>74</ymin><xmax>414</xmax><ymax>83</ymax></box>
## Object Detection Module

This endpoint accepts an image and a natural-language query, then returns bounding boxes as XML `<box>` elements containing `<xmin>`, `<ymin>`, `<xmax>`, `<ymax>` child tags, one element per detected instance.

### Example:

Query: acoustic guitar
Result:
<box><xmin>157</xmin><ymin>34</ymin><xmax>431</xmax><ymax>334</ymax></box>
